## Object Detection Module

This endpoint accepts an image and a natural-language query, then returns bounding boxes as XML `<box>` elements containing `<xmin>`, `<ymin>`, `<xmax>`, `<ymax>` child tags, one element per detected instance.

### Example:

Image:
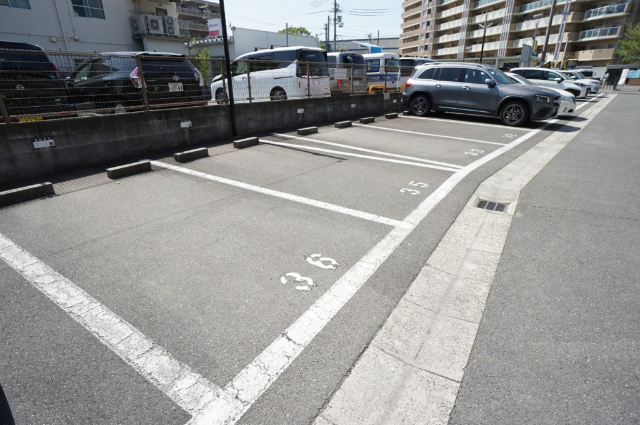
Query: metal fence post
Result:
<box><xmin>219</xmin><ymin>58</ymin><xmax>228</xmax><ymax>104</ymax></box>
<box><xmin>307</xmin><ymin>61</ymin><xmax>311</xmax><ymax>99</ymax></box>
<box><xmin>0</xmin><ymin>92</ymin><xmax>11</xmax><ymax>125</ymax></box>
<box><xmin>350</xmin><ymin>65</ymin><xmax>354</xmax><ymax>95</ymax></box>
<box><xmin>135</xmin><ymin>55</ymin><xmax>150</xmax><ymax>112</ymax></box>
<box><xmin>246</xmin><ymin>60</ymin><xmax>252</xmax><ymax>103</ymax></box>
<box><xmin>384</xmin><ymin>65</ymin><xmax>388</xmax><ymax>92</ymax></box>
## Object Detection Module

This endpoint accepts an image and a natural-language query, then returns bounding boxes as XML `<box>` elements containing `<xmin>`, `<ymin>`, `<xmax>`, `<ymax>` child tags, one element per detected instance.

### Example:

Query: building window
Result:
<box><xmin>71</xmin><ymin>0</ymin><xmax>105</xmax><ymax>19</ymax></box>
<box><xmin>0</xmin><ymin>0</ymin><xmax>31</xmax><ymax>9</ymax></box>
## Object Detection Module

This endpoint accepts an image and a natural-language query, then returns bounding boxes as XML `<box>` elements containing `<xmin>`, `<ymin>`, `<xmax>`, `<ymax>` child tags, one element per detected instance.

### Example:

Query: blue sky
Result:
<box><xmin>222</xmin><ymin>0</ymin><xmax>403</xmax><ymax>41</ymax></box>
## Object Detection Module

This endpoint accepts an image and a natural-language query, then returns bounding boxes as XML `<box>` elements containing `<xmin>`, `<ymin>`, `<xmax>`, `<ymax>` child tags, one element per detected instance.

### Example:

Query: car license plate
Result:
<box><xmin>19</xmin><ymin>116</ymin><xmax>43</xmax><ymax>122</ymax></box>
<box><xmin>168</xmin><ymin>82</ymin><xmax>183</xmax><ymax>92</ymax></box>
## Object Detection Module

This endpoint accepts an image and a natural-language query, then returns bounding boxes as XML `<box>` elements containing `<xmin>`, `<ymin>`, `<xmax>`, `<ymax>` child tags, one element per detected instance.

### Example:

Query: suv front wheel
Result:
<box><xmin>410</xmin><ymin>94</ymin><xmax>432</xmax><ymax>117</ymax></box>
<box><xmin>499</xmin><ymin>100</ymin><xmax>529</xmax><ymax>127</ymax></box>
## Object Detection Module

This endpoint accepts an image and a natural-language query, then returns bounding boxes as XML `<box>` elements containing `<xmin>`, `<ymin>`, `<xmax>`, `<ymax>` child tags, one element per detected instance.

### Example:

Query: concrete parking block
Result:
<box><xmin>359</xmin><ymin>117</ymin><xmax>375</xmax><ymax>124</ymax></box>
<box><xmin>173</xmin><ymin>147</ymin><xmax>208</xmax><ymax>163</ymax></box>
<box><xmin>385</xmin><ymin>113</ymin><xmax>399</xmax><ymax>119</ymax></box>
<box><xmin>297</xmin><ymin>126</ymin><xmax>318</xmax><ymax>135</ymax></box>
<box><xmin>402</xmin><ymin>110</ymin><xmax>411</xmax><ymax>115</ymax></box>
<box><xmin>0</xmin><ymin>183</ymin><xmax>54</xmax><ymax>207</ymax></box>
<box><xmin>106</xmin><ymin>161</ymin><xmax>151</xmax><ymax>179</ymax></box>
<box><xmin>233</xmin><ymin>137</ymin><xmax>259</xmax><ymax>149</ymax></box>
<box><xmin>318</xmin><ymin>346</ymin><xmax>459</xmax><ymax>425</ymax></box>
<box><xmin>334</xmin><ymin>121</ymin><xmax>352</xmax><ymax>129</ymax></box>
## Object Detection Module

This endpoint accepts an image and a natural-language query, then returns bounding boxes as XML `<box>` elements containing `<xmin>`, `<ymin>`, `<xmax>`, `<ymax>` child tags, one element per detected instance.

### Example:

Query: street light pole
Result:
<box><xmin>540</xmin><ymin>0</ymin><xmax>558</xmax><ymax>66</ymax></box>
<box><xmin>530</xmin><ymin>13</ymin><xmax>543</xmax><ymax>66</ymax></box>
<box><xmin>479</xmin><ymin>14</ymin><xmax>493</xmax><ymax>64</ymax></box>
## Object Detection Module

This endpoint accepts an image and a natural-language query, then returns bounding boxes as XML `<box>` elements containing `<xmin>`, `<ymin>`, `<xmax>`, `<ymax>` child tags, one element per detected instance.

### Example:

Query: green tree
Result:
<box><xmin>278</xmin><ymin>26</ymin><xmax>311</xmax><ymax>37</ymax></box>
<box><xmin>615</xmin><ymin>22</ymin><xmax>640</xmax><ymax>64</ymax></box>
<box><xmin>194</xmin><ymin>48</ymin><xmax>210</xmax><ymax>83</ymax></box>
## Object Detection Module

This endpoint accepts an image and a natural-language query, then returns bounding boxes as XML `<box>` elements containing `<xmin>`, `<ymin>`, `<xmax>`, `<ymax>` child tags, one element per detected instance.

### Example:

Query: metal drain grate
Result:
<box><xmin>477</xmin><ymin>200</ymin><xmax>507</xmax><ymax>212</ymax></box>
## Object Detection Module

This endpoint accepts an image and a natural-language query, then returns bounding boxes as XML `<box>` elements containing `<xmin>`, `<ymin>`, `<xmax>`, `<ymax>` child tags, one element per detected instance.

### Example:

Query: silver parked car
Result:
<box><xmin>327</xmin><ymin>52</ymin><xmax>367</xmax><ymax>95</ymax></box>
<box><xmin>401</xmin><ymin>63</ymin><xmax>560</xmax><ymax>127</ymax></box>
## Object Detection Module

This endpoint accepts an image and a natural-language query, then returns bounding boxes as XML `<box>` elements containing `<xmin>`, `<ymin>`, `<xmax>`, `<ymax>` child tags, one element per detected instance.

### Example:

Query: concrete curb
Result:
<box><xmin>106</xmin><ymin>161</ymin><xmax>151</xmax><ymax>179</ymax></box>
<box><xmin>0</xmin><ymin>183</ymin><xmax>55</xmax><ymax>207</ymax></box>
<box><xmin>385</xmin><ymin>113</ymin><xmax>399</xmax><ymax>119</ymax></box>
<box><xmin>314</xmin><ymin>94</ymin><xmax>617</xmax><ymax>425</ymax></box>
<box><xmin>335</xmin><ymin>121</ymin><xmax>352</xmax><ymax>129</ymax></box>
<box><xmin>359</xmin><ymin>117</ymin><xmax>375</xmax><ymax>124</ymax></box>
<box><xmin>233</xmin><ymin>137</ymin><xmax>259</xmax><ymax>149</ymax></box>
<box><xmin>297</xmin><ymin>127</ymin><xmax>318</xmax><ymax>136</ymax></box>
<box><xmin>174</xmin><ymin>148</ymin><xmax>208</xmax><ymax>163</ymax></box>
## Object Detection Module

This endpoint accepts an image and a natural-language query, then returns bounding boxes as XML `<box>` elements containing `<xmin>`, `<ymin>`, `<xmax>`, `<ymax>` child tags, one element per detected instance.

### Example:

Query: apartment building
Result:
<box><xmin>0</xmin><ymin>0</ymin><xmax>220</xmax><ymax>56</ymax></box>
<box><xmin>400</xmin><ymin>0</ymin><xmax>640</xmax><ymax>68</ymax></box>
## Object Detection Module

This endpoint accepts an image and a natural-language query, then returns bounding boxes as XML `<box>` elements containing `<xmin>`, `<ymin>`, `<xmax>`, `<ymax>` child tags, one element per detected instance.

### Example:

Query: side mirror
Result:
<box><xmin>486</xmin><ymin>79</ymin><xmax>497</xmax><ymax>87</ymax></box>
<box><xmin>555</xmin><ymin>78</ymin><xmax>562</xmax><ymax>83</ymax></box>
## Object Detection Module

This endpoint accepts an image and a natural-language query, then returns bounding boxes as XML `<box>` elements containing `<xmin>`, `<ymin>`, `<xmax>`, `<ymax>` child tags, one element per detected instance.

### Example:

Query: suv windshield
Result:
<box><xmin>485</xmin><ymin>68</ymin><xmax>511</xmax><ymax>84</ymax></box>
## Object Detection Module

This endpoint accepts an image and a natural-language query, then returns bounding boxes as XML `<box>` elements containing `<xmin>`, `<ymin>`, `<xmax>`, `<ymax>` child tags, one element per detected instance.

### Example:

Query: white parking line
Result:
<box><xmin>398</xmin><ymin>114</ymin><xmax>531</xmax><ymax>130</ymax></box>
<box><xmin>190</xmin><ymin>112</ymin><xmax>556</xmax><ymax>425</ymax></box>
<box><xmin>258</xmin><ymin>139</ymin><xmax>461</xmax><ymax>172</ymax></box>
<box><xmin>150</xmin><ymin>161</ymin><xmax>411</xmax><ymax>229</ymax></box>
<box><xmin>271</xmin><ymin>133</ymin><xmax>464</xmax><ymax>170</ymax></box>
<box><xmin>352</xmin><ymin>123</ymin><xmax>508</xmax><ymax>146</ymax></box>
<box><xmin>0</xmin><ymin>233</ymin><xmax>222</xmax><ymax>418</ymax></box>
<box><xmin>576</xmin><ymin>93</ymin><xmax>604</xmax><ymax>110</ymax></box>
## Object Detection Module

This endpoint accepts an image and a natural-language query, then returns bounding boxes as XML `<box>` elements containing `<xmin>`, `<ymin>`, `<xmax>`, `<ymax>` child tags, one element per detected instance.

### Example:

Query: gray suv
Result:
<box><xmin>401</xmin><ymin>63</ymin><xmax>560</xmax><ymax>126</ymax></box>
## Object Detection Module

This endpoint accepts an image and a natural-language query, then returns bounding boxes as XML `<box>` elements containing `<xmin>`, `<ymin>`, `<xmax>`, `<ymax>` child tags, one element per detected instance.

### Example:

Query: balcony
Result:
<box><xmin>176</xmin><ymin>6</ymin><xmax>211</xmax><ymax>19</ymax></box>
<box><xmin>583</xmin><ymin>3</ymin><xmax>628</xmax><ymax>20</ymax></box>
<box><xmin>474</xmin><ymin>0</ymin><xmax>504</xmax><ymax>9</ymax></box>
<box><xmin>439</xmin><ymin>4</ymin><xmax>465</xmax><ymax>18</ymax></box>
<box><xmin>441</xmin><ymin>0</ymin><xmax>460</xmax><ymax>5</ymax></box>
<box><xmin>403</xmin><ymin>0</ymin><xmax>423</xmax><ymax>7</ymax></box>
<box><xmin>519</xmin><ymin>0</ymin><xmax>566</xmax><ymax>14</ymax></box>
<box><xmin>579</xmin><ymin>26</ymin><xmax>620</xmax><ymax>40</ymax></box>
<box><xmin>402</xmin><ymin>39</ymin><xmax>427</xmax><ymax>50</ymax></box>
<box><xmin>512</xmin><ymin>32</ymin><xmax>564</xmax><ymax>47</ymax></box>
<box><xmin>467</xmin><ymin>40</ymin><xmax>501</xmax><ymax>52</ymax></box>
<box><xmin>402</xmin><ymin>3</ymin><xmax>429</xmax><ymax>18</ymax></box>
<box><xmin>573</xmin><ymin>47</ymin><xmax>616</xmax><ymax>61</ymax></box>
<box><xmin>512</xmin><ymin>12</ymin><xmax>579</xmax><ymax>32</ymax></box>
<box><xmin>437</xmin><ymin>18</ymin><xmax>464</xmax><ymax>31</ymax></box>
<box><xmin>434</xmin><ymin>46</ymin><xmax>459</xmax><ymax>56</ymax></box>
<box><xmin>435</xmin><ymin>32</ymin><xmax>461</xmax><ymax>43</ymax></box>
<box><xmin>468</xmin><ymin>24</ymin><xmax>503</xmax><ymax>39</ymax></box>
<box><xmin>470</xmin><ymin>9</ymin><xmax>505</xmax><ymax>24</ymax></box>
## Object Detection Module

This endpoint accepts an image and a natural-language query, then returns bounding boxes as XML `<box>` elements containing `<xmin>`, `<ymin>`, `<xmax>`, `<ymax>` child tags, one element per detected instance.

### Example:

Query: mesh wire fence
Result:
<box><xmin>0</xmin><ymin>48</ymin><xmax>409</xmax><ymax>123</ymax></box>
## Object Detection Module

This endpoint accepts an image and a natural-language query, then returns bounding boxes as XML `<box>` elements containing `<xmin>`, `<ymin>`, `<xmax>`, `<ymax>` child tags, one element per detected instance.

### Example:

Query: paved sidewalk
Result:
<box><xmin>315</xmin><ymin>93</ymin><xmax>639</xmax><ymax>424</ymax></box>
<box><xmin>450</xmin><ymin>94</ymin><xmax>640</xmax><ymax>423</ymax></box>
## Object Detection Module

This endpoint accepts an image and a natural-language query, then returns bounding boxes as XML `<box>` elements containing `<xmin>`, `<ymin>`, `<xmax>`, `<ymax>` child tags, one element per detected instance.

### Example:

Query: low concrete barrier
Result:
<box><xmin>335</xmin><ymin>121</ymin><xmax>352</xmax><ymax>129</ymax></box>
<box><xmin>106</xmin><ymin>161</ymin><xmax>151</xmax><ymax>179</ymax></box>
<box><xmin>0</xmin><ymin>93</ymin><xmax>403</xmax><ymax>184</ymax></box>
<box><xmin>0</xmin><ymin>183</ymin><xmax>54</xmax><ymax>207</ymax></box>
<box><xmin>233</xmin><ymin>137</ymin><xmax>259</xmax><ymax>149</ymax></box>
<box><xmin>360</xmin><ymin>117</ymin><xmax>375</xmax><ymax>124</ymax></box>
<box><xmin>297</xmin><ymin>127</ymin><xmax>318</xmax><ymax>136</ymax></box>
<box><xmin>385</xmin><ymin>113</ymin><xmax>399</xmax><ymax>119</ymax></box>
<box><xmin>174</xmin><ymin>148</ymin><xmax>208</xmax><ymax>162</ymax></box>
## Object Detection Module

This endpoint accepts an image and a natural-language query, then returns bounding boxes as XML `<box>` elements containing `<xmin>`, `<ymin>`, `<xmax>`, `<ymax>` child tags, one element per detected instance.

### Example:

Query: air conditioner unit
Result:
<box><xmin>130</xmin><ymin>16</ymin><xmax>142</xmax><ymax>33</ymax></box>
<box><xmin>164</xmin><ymin>17</ymin><xmax>179</xmax><ymax>37</ymax></box>
<box><xmin>144</xmin><ymin>14</ymin><xmax>165</xmax><ymax>35</ymax></box>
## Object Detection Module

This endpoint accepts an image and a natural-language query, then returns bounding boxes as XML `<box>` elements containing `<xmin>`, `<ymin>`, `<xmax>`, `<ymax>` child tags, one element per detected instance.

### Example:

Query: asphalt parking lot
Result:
<box><xmin>0</xmin><ymin>95</ymin><xmax>605</xmax><ymax>424</ymax></box>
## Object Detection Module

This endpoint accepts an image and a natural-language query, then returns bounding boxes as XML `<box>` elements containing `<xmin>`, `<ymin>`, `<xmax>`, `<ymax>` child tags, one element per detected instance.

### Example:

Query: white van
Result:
<box><xmin>211</xmin><ymin>46</ymin><xmax>330</xmax><ymax>103</ymax></box>
<box><xmin>363</xmin><ymin>53</ymin><xmax>400</xmax><ymax>90</ymax></box>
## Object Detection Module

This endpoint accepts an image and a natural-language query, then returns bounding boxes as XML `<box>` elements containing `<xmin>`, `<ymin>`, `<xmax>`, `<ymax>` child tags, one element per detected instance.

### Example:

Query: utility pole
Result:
<box><xmin>286</xmin><ymin>23</ymin><xmax>289</xmax><ymax>47</ymax></box>
<box><xmin>326</xmin><ymin>17</ymin><xmax>330</xmax><ymax>51</ymax></box>
<box><xmin>540</xmin><ymin>0</ymin><xmax>558</xmax><ymax>67</ymax></box>
<box><xmin>377</xmin><ymin>30</ymin><xmax>380</xmax><ymax>45</ymax></box>
<box><xmin>333</xmin><ymin>0</ymin><xmax>337</xmax><ymax>53</ymax></box>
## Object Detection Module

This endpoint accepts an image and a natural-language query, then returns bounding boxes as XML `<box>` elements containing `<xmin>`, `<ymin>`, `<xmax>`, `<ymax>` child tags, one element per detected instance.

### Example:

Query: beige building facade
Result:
<box><xmin>400</xmin><ymin>0</ymin><xmax>640</xmax><ymax>68</ymax></box>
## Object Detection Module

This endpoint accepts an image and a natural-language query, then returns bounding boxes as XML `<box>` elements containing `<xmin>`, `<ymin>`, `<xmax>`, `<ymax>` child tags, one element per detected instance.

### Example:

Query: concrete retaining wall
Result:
<box><xmin>0</xmin><ymin>93</ymin><xmax>402</xmax><ymax>184</ymax></box>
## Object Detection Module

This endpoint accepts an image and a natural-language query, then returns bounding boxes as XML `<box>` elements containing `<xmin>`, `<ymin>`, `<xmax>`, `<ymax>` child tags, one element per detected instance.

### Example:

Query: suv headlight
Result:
<box><xmin>561</xmin><ymin>95</ymin><xmax>573</xmax><ymax>102</ymax></box>
<box><xmin>535</xmin><ymin>94</ymin><xmax>550</xmax><ymax>104</ymax></box>
<box><xmin>576</xmin><ymin>82</ymin><xmax>587</xmax><ymax>87</ymax></box>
